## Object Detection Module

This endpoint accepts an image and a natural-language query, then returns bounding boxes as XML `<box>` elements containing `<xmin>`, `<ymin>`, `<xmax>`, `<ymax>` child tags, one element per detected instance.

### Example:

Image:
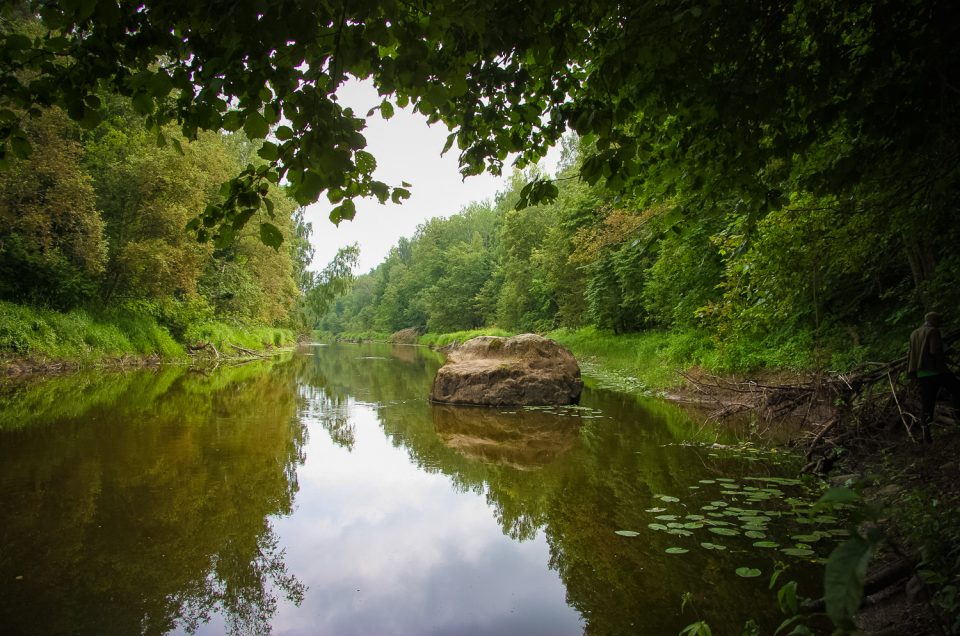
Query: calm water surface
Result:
<box><xmin>0</xmin><ymin>343</ymin><xmax>825</xmax><ymax>635</ymax></box>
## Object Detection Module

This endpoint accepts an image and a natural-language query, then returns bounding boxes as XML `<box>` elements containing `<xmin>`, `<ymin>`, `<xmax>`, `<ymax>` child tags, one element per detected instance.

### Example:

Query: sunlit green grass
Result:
<box><xmin>418</xmin><ymin>327</ymin><xmax>514</xmax><ymax>348</ymax></box>
<box><xmin>0</xmin><ymin>300</ymin><xmax>295</xmax><ymax>364</ymax></box>
<box><xmin>0</xmin><ymin>300</ymin><xmax>185</xmax><ymax>361</ymax></box>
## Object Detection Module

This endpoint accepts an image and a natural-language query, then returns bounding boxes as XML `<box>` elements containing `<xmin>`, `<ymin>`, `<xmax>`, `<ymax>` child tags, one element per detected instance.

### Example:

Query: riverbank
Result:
<box><xmin>0</xmin><ymin>300</ymin><xmax>296</xmax><ymax>375</ymax></box>
<box><xmin>381</xmin><ymin>325</ymin><xmax>954</xmax><ymax>635</ymax></box>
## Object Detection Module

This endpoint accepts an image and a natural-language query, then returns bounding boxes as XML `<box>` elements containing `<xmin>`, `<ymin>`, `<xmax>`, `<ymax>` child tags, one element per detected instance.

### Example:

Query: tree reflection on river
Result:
<box><xmin>0</xmin><ymin>361</ymin><xmax>307</xmax><ymax>635</ymax></box>
<box><xmin>0</xmin><ymin>343</ymin><xmax>820</xmax><ymax>635</ymax></box>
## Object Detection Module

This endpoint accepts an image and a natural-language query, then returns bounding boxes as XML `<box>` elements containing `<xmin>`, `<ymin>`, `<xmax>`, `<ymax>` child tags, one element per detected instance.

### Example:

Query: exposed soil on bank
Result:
<box><xmin>668</xmin><ymin>366</ymin><xmax>957</xmax><ymax>635</ymax></box>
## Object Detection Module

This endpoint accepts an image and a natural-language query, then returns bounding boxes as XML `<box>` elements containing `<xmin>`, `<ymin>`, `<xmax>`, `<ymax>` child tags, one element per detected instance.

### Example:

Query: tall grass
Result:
<box><xmin>0</xmin><ymin>300</ymin><xmax>185</xmax><ymax>361</ymax></box>
<box><xmin>418</xmin><ymin>327</ymin><xmax>514</xmax><ymax>348</ymax></box>
<box><xmin>546</xmin><ymin>326</ymin><xmax>711</xmax><ymax>390</ymax></box>
<box><xmin>182</xmin><ymin>321</ymin><xmax>296</xmax><ymax>352</ymax></box>
<box><xmin>0</xmin><ymin>300</ymin><xmax>296</xmax><ymax>364</ymax></box>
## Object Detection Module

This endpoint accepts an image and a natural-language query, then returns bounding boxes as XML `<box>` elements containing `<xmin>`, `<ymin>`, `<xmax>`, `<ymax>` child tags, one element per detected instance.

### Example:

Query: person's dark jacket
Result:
<box><xmin>908</xmin><ymin>323</ymin><xmax>950</xmax><ymax>378</ymax></box>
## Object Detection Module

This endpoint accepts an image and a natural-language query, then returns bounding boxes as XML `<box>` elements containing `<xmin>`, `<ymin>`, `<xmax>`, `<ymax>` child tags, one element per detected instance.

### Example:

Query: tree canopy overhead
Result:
<box><xmin>1</xmin><ymin>0</ymin><xmax>958</xmax><ymax>245</ymax></box>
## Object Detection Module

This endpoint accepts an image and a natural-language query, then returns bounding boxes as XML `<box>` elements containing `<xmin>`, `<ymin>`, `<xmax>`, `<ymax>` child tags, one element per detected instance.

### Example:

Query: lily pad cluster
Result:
<box><xmin>522</xmin><ymin>405</ymin><xmax>607</xmax><ymax>419</ymax></box>
<box><xmin>617</xmin><ymin>475</ymin><xmax>849</xmax><ymax>564</ymax></box>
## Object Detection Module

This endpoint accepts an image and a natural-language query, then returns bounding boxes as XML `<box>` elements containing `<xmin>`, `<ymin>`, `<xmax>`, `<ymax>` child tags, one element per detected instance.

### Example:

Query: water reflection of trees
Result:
<box><xmin>0</xmin><ymin>362</ymin><xmax>307</xmax><ymax>635</ymax></box>
<box><xmin>295</xmin><ymin>343</ymin><xmax>808</xmax><ymax>634</ymax></box>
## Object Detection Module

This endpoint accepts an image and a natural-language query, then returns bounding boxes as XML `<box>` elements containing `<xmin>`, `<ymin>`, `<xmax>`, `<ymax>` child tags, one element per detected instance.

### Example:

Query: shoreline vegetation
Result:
<box><xmin>0</xmin><ymin>300</ymin><xmax>295</xmax><ymax>375</ymax></box>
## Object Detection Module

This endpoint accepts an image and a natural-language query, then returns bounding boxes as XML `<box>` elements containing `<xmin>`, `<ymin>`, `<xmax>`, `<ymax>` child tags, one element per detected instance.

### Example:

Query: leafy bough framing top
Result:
<box><xmin>1</xmin><ymin>0</ymin><xmax>957</xmax><ymax>248</ymax></box>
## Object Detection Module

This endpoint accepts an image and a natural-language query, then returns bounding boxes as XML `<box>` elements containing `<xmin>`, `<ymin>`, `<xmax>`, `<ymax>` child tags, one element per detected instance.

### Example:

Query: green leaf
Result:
<box><xmin>258</xmin><ymin>141</ymin><xmax>279</xmax><ymax>161</ymax></box>
<box><xmin>655</xmin><ymin>494</ymin><xmax>680</xmax><ymax>503</ymax></box>
<box><xmin>330</xmin><ymin>199</ymin><xmax>357</xmax><ymax>223</ymax></box>
<box><xmin>735</xmin><ymin>567</ymin><xmax>762</xmax><ymax>578</ymax></box>
<box><xmin>699</xmin><ymin>542</ymin><xmax>726</xmax><ymax>551</ymax></box>
<box><xmin>223</xmin><ymin>110</ymin><xmax>244</xmax><ymax>132</ymax></box>
<box><xmin>147</xmin><ymin>71</ymin><xmax>173</xmax><ymax>98</ymax></box>
<box><xmin>294</xmin><ymin>170</ymin><xmax>325</xmax><ymax>205</ymax></box>
<box><xmin>232</xmin><ymin>208</ymin><xmax>256</xmax><ymax>230</ymax></box>
<box><xmin>614</xmin><ymin>530</ymin><xmax>640</xmax><ymax>537</ymax></box>
<box><xmin>390</xmin><ymin>187</ymin><xmax>410</xmax><ymax>204</ymax></box>
<box><xmin>244</xmin><ymin>111</ymin><xmax>269</xmax><ymax>139</ymax></box>
<box><xmin>275</xmin><ymin>125</ymin><xmax>294</xmax><ymax>140</ymax></box>
<box><xmin>814</xmin><ymin>488</ymin><xmax>861</xmax><ymax>509</ymax></box>
<box><xmin>131</xmin><ymin>92</ymin><xmax>154</xmax><ymax>115</ymax></box>
<box><xmin>442</xmin><ymin>132</ymin><xmax>456</xmax><ymax>155</ymax></box>
<box><xmin>665</xmin><ymin>547</ymin><xmax>689</xmax><ymax>554</ymax></box>
<box><xmin>171</xmin><ymin>138</ymin><xmax>185</xmax><ymax>156</ymax></box>
<box><xmin>824</xmin><ymin>536</ymin><xmax>872</xmax><ymax>629</ymax></box>
<box><xmin>259</xmin><ymin>222</ymin><xmax>283</xmax><ymax>249</ymax></box>
<box><xmin>379</xmin><ymin>100</ymin><xmax>395</xmax><ymax>120</ymax></box>
<box><xmin>679</xmin><ymin>620</ymin><xmax>712</xmax><ymax>636</ymax></box>
<box><xmin>214</xmin><ymin>226</ymin><xmax>235</xmax><ymax>249</ymax></box>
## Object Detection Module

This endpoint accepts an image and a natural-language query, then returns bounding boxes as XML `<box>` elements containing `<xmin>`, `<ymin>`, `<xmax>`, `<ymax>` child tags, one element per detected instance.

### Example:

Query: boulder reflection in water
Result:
<box><xmin>432</xmin><ymin>404</ymin><xmax>581</xmax><ymax>470</ymax></box>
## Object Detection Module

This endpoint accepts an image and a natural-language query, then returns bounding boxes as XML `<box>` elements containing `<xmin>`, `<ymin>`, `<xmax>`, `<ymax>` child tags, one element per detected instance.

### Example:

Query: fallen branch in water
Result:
<box><xmin>228</xmin><ymin>342</ymin><xmax>268</xmax><ymax>358</ymax></box>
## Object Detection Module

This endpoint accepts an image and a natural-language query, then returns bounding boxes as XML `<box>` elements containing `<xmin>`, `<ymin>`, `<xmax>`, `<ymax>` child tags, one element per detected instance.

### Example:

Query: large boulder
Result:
<box><xmin>429</xmin><ymin>334</ymin><xmax>583</xmax><ymax>406</ymax></box>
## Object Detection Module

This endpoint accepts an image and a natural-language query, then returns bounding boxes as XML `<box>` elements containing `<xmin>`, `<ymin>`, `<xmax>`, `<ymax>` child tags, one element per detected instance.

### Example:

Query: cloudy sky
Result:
<box><xmin>302</xmin><ymin>80</ymin><xmax>560</xmax><ymax>274</ymax></box>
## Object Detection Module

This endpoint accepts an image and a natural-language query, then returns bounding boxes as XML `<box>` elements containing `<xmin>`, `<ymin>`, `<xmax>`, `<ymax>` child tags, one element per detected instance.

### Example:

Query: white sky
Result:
<box><xmin>303</xmin><ymin>79</ymin><xmax>560</xmax><ymax>274</ymax></box>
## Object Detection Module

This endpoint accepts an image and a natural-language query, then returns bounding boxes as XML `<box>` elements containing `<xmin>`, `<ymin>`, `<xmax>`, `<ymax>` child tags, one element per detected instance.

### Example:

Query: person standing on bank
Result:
<box><xmin>907</xmin><ymin>312</ymin><xmax>960</xmax><ymax>442</ymax></box>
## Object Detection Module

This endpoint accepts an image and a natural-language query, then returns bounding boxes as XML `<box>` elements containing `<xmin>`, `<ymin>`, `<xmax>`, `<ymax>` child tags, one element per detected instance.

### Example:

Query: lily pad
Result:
<box><xmin>648</xmin><ymin>523</ymin><xmax>669</xmax><ymax>531</ymax></box>
<box><xmin>699</xmin><ymin>479</ymin><xmax>717</xmax><ymax>484</ymax></box>
<box><xmin>700</xmin><ymin>542</ymin><xmax>727</xmax><ymax>551</ymax></box>
<box><xmin>781</xmin><ymin>548</ymin><xmax>816</xmax><ymax>557</ymax></box>
<box><xmin>645</xmin><ymin>507</ymin><xmax>667</xmax><ymax>513</ymax></box>
<box><xmin>709</xmin><ymin>527</ymin><xmax>740</xmax><ymax>536</ymax></box>
<box><xmin>655</xmin><ymin>494</ymin><xmax>680</xmax><ymax>503</ymax></box>
<box><xmin>744</xmin><ymin>530</ymin><xmax>766</xmax><ymax>539</ymax></box>
<box><xmin>615</xmin><ymin>530</ymin><xmax>640</xmax><ymax>537</ymax></box>
<box><xmin>753</xmin><ymin>541</ymin><xmax>779</xmax><ymax>548</ymax></box>
<box><xmin>668</xmin><ymin>529</ymin><xmax>694</xmax><ymax>536</ymax></box>
<box><xmin>735</xmin><ymin>567</ymin><xmax>762</xmax><ymax>578</ymax></box>
<box><xmin>655</xmin><ymin>515</ymin><xmax>678</xmax><ymax>521</ymax></box>
<box><xmin>666</xmin><ymin>547</ymin><xmax>690</xmax><ymax>554</ymax></box>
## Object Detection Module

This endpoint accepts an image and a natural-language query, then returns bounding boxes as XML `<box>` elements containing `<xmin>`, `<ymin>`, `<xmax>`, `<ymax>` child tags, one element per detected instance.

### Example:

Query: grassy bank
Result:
<box><xmin>0</xmin><ymin>300</ymin><xmax>295</xmax><ymax>368</ymax></box>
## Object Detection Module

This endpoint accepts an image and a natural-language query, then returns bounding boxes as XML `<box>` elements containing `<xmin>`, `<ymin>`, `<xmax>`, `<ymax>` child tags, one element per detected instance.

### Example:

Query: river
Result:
<box><xmin>0</xmin><ymin>343</ymin><xmax>835</xmax><ymax>635</ymax></box>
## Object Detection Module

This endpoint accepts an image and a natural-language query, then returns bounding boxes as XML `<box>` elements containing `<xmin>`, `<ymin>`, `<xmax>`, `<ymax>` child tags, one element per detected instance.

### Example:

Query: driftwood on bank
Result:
<box><xmin>677</xmin><ymin>329</ymin><xmax>960</xmax><ymax>473</ymax></box>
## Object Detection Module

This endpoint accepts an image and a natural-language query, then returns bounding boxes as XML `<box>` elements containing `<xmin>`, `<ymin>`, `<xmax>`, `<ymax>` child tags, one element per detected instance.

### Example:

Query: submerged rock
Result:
<box><xmin>429</xmin><ymin>334</ymin><xmax>582</xmax><ymax>406</ymax></box>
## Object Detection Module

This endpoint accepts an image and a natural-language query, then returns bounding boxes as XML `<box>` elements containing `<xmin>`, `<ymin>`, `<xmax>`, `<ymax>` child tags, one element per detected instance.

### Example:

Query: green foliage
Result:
<box><xmin>182</xmin><ymin>321</ymin><xmax>295</xmax><ymax>352</ymax></box>
<box><xmin>895</xmin><ymin>489</ymin><xmax>960</xmax><ymax>632</ymax></box>
<box><xmin>6</xmin><ymin>0</ymin><xmax>957</xmax><ymax>262</ymax></box>
<box><xmin>418</xmin><ymin>328</ymin><xmax>513</xmax><ymax>349</ymax></box>
<box><xmin>0</xmin><ymin>108</ymin><xmax>106</xmax><ymax>307</ymax></box>
<box><xmin>0</xmin><ymin>300</ymin><xmax>184</xmax><ymax>360</ymax></box>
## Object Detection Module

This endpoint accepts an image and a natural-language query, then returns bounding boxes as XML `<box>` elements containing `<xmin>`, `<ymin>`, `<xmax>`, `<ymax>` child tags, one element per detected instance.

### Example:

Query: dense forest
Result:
<box><xmin>2</xmin><ymin>1</ymin><xmax>958</xmax><ymax>370</ymax></box>
<box><xmin>320</xmin><ymin>125</ymin><xmax>958</xmax><ymax>373</ymax></box>
<box><xmin>0</xmin><ymin>89</ymin><xmax>317</xmax><ymax>358</ymax></box>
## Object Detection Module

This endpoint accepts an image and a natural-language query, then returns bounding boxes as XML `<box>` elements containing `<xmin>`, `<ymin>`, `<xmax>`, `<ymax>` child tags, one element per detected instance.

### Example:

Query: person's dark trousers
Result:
<box><xmin>918</xmin><ymin>373</ymin><xmax>960</xmax><ymax>441</ymax></box>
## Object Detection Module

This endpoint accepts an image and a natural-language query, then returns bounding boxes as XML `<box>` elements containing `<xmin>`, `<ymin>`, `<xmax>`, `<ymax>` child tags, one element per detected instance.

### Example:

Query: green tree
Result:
<box><xmin>0</xmin><ymin>107</ymin><xmax>106</xmax><ymax>307</ymax></box>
